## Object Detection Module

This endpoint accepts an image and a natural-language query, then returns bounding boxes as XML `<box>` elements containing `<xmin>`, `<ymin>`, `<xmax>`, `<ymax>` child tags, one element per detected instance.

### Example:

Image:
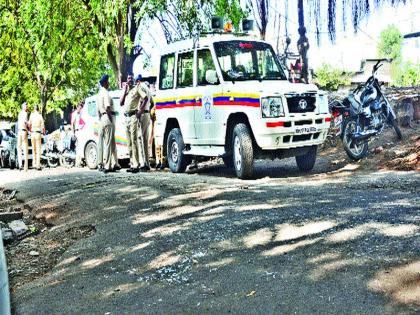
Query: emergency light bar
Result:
<box><xmin>242</xmin><ymin>19</ymin><xmax>254</xmax><ymax>32</ymax></box>
<box><xmin>211</xmin><ymin>17</ymin><xmax>224</xmax><ymax>30</ymax></box>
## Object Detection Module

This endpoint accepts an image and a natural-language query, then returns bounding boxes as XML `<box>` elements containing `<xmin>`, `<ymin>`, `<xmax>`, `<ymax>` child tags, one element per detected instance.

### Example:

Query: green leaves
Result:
<box><xmin>378</xmin><ymin>24</ymin><xmax>403</xmax><ymax>61</ymax></box>
<box><xmin>314</xmin><ymin>63</ymin><xmax>352</xmax><ymax>91</ymax></box>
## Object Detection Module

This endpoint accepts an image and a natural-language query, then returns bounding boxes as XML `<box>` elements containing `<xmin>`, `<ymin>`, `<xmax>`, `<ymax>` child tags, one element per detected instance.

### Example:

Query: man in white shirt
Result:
<box><xmin>71</xmin><ymin>102</ymin><xmax>85</xmax><ymax>167</ymax></box>
<box><xmin>28</xmin><ymin>105</ymin><xmax>45</xmax><ymax>170</ymax></box>
<box><xmin>17</xmin><ymin>102</ymin><xmax>29</xmax><ymax>171</ymax></box>
<box><xmin>97</xmin><ymin>74</ymin><xmax>118</xmax><ymax>173</ymax></box>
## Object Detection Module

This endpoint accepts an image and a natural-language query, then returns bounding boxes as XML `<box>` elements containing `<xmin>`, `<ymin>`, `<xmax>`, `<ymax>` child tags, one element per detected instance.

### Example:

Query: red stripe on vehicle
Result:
<box><xmin>213</xmin><ymin>101</ymin><xmax>260</xmax><ymax>107</ymax></box>
<box><xmin>325</xmin><ymin>117</ymin><xmax>332</xmax><ymax>123</ymax></box>
<box><xmin>266</xmin><ymin>121</ymin><xmax>285</xmax><ymax>128</ymax></box>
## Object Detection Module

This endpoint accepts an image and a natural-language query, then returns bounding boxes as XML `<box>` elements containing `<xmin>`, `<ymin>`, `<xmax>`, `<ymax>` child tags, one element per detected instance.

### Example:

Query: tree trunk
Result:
<box><xmin>297</xmin><ymin>0</ymin><xmax>304</xmax><ymax>29</ymax></box>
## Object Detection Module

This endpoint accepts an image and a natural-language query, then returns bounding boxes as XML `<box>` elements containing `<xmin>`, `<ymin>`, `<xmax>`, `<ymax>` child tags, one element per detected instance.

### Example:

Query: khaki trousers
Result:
<box><xmin>139</xmin><ymin>113</ymin><xmax>151</xmax><ymax>167</ymax></box>
<box><xmin>125</xmin><ymin>115</ymin><xmax>140</xmax><ymax>168</ymax></box>
<box><xmin>17</xmin><ymin>131</ymin><xmax>28</xmax><ymax>171</ymax></box>
<box><xmin>31</xmin><ymin>132</ymin><xmax>42</xmax><ymax>169</ymax></box>
<box><xmin>98</xmin><ymin>119</ymin><xmax>116</xmax><ymax>170</ymax></box>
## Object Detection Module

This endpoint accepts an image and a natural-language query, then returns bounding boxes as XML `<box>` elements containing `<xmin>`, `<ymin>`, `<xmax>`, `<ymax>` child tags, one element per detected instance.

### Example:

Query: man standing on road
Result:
<box><xmin>136</xmin><ymin>75</ymin><xmax>152</xmax><ymax>172</ymax></box>
<box><xmin>71</xmin><ymin>102</ymin><xmax>85</xmax><ymax>167</ymax></box>
<box><xmin>97</xmin><ymin>74</ymin><xmax>118</xmax><ymax>173</ymax></box>
<box><xmin>17</xmin><ymin>102</ymin><xmax>29</xmax><ymax>171</ymax></box>
<box><xmin>28</xmin><ymin>105</ymin><xmax>45</xmax><ymax>171</ymax></box>
<box><xmin>119</xmin><ymin>73</ymin><xmax>145</xmax><ymax>173</ymax></box>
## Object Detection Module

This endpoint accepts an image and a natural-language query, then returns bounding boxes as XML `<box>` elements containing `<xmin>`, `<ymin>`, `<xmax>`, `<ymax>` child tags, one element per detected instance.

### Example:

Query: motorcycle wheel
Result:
<box><xmin>60</xmin><ymin>150</ymin><xmax>75</xmax><ymax>168</ymax></box>
<box><xmin>390</xmin><ymin>118</ymin><xmax>402</xmax><ymax>140</ymax></box>
<box><xmin>342</xmin><ymin>118</ymin><xmax>368</xmax><ymax>161</ymax></box>
<box><xmin>47</xmin><ymin>157</ymin><xmax>59</xmax><ymax>168</ymax></box>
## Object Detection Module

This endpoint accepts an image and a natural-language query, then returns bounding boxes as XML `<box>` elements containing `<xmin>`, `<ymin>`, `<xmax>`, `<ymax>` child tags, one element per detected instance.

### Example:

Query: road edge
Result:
<box><xmin>0</xmin><ymin>228</ymin><xmax>11</xmax><ymax>315</ymax></box>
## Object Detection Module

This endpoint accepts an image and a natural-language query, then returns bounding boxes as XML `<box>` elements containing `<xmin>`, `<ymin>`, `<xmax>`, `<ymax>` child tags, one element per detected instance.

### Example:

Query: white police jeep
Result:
<box><xmin>154</xmin><ymin>34</ymin><xmax>330</xmax><ymax>179</ymax></box>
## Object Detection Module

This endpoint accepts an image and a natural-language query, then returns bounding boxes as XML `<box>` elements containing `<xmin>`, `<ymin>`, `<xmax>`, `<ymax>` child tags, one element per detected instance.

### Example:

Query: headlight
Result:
<box><xmin>261</xmin><ymin>97</ymin><xmax>284</xmax><ymax>118</ymax></box>
<box><xmin>317</xmin><ymin>93</ymin><xmax>329</xmax><ymax>114</ymax></box>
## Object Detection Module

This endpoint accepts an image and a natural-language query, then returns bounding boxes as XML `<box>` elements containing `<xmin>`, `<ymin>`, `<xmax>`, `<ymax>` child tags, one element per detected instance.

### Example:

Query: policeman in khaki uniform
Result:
<box><xmin>97</xmin><ymin>74</ymin><xmax>118</xmax><ymax>173</ymax></box>
<box><xmin>120</xmin><ymin>73</ymin><xmax>146</xmax><ymax>173</ymax></box>
<box><xmin>17</xmin><ymin>102</ymin><xmax>29</xmax><ymax>171</ymax></box>
<box><xmin>137</xmin><ymin>76</ymin><xmax>152</xmax><ymax>171</ymax></box>
<box><xmin>28</xmin><ymin>105</ymin><xmax>45</xmax><ymax>170</ymax></box>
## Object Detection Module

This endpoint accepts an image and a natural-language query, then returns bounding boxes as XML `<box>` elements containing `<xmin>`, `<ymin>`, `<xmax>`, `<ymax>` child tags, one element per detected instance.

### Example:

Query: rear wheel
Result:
<box><xmin>8</xmin><ymin>154</ymin><xmax>15</xmax><ymax>170</ymax></box>
<box><xmin>390</xmin><ymin>118</ymin><xmax>402</xmax><ymax>140</ymax></box>
<box><xmin>167</xmin><ymin>128</ymin><xmax>188</xmax><ymax>173</ymax></box>
<box><xmin>232</xmin><ymin>123</ymin><xmax>254</xmax><ymax>179</ymax></box>
<box><xmin>342</xmin><ymin>118</ymin><xmax>368</xmax><ymax>160</ymax></box>
<box><xmin>47</xmin><ymin>156</ymin><xmax>59</xmax><ymax>168</ymax></box>
<box><xmin>295</xmin><ymin>146</ymin><xmax>317</xmax><ymax>172</ymax></box>
<box><xmin>85</xmin><ymin>142</ymin><xmax>98</xmax><ymax>169</ymax></box>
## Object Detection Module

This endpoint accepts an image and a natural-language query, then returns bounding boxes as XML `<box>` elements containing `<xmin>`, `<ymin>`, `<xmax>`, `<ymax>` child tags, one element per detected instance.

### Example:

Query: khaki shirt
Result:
<box><xmin>139</xmin><ymin>83</ymin><xmax>152</xmax><ymax>112</ymax></box>
<box><xmin>29</xmin><ymin>111</ymin><xmax>44</xmax><ymax>132</ymax></box>
<box><xmin>97</xmin><ymin>87</ymin><xmax>113</xmax><ymax>124</ymax></box>
<box><xmin>18</xmin><ymin>110</ymin><xmax>28</xmax><ymax>131</ymax></box>
<box><xmin>123</xmin><ymin>84</ymin><xmax>147</xmax><ymax>114</ymax></box>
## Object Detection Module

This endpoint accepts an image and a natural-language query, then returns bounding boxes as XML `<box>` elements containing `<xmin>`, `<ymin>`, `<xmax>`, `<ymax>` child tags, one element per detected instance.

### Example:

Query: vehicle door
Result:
<box><xmin>193</xmin><ymin>48</ymin><xmax>223</xmax><ymax>145</ymax></box>
<box><xmin>174</xmin><ymin>50</ymin><xmax>197</xmax><ymax>142</ymax></box>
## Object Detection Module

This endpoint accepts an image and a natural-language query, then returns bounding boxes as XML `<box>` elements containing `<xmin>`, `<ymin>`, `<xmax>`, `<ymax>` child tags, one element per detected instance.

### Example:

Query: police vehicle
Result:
<box><xmin>154</xmin><ymin>20</ymin><xmax>331</xmax><ymax>179</ymax></box>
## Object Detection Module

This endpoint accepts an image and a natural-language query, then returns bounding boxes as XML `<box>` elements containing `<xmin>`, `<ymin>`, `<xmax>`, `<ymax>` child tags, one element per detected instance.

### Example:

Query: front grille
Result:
<box><xmin>285</xmin><ymin>94</ymin><xmax>316</xmax><ymax>113</ymax></box>
<box><xmin>295</xmin><ymin>119</ymin><xmax>313</xmax><ymax>126</ymax></box>
<box><xmin>293</xmin><ymin>134</ymin><xmax>312</xmax><ymax>142</ymax></box>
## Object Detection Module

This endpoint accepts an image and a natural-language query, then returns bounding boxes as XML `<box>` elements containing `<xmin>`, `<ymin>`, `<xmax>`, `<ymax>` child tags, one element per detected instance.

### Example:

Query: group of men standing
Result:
<box><xmin>96</xmin><ymin>73</ymin><xmax>153</xmax><ymax>173</ymax></box>
<box><xmin>17</xmin><ymin>102</ymin><xmax>45</xmax><ymax>171</ymax></box>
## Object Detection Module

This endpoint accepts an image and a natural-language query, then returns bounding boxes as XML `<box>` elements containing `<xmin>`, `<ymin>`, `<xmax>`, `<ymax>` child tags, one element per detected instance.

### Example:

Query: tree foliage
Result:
<box><xmin>314</xmin><ymin>63</ymin><xmax>352</xmax><ymax>91</ymax></box>
<box><xmin>377</xmin><ymin>24</ymin><xmax>403</xmax><ymax>61</ymax></box>
<box><xmin>0</xmin><ymin>0</ymin><xmax>106</xmax><ymax>119</ymax></box>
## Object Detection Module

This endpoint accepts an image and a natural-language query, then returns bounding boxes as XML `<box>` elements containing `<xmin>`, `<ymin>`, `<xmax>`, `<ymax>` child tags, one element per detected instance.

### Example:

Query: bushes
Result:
<box><xmin>314</xmin><ymin>63</ymin><xmax>351</xmax><ymax>91</ymax></box>
<box><xmin>393</xmin><ymin>62</ymin><xmax>420</xmax><ymax>87</ymax></box>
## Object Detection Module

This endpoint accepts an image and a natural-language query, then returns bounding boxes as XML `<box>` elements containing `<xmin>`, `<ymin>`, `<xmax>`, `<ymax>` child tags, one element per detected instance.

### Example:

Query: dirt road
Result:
<box><xmin>1</xmin><ymin>160</ymin><xmax>419</xmax><ymax>314</ymax></box>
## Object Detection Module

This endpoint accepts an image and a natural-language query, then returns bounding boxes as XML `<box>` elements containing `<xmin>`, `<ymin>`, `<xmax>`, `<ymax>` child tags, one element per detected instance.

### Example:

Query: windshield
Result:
<box><xmin>214</xmin><ymin>41</ymin><xmax>287</xmax><ymax>81</ymax></box>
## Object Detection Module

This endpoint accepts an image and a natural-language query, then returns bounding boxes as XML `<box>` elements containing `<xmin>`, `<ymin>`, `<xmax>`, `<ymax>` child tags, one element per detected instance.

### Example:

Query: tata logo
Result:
<box><xmin>298</xmin><ymin>99</ymin><xmax>308</xmax><ymax>110</ymax></box>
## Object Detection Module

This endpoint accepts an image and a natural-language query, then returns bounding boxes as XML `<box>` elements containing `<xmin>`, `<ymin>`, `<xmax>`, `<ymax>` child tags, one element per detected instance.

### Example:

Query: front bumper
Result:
<box><xmin>253</xmin><ymin>114</ymin><xmax>331</xmax><ymax>150</ymax></box>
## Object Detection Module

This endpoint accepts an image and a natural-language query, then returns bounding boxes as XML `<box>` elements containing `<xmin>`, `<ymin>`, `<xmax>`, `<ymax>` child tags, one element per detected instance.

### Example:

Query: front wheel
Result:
<box><xmin>232</xmin><ymin>123</ymin><xmax>254</xmax><ymax>179</ymax></box>
<box><xmin>85</xmin><ymin>142</ymin><xmax>98</xmax><ymax>169</ymax></box>
<box><xmin>47</xmin><ymin>156</ymin><xmax>59</xmax><ymax>168</ymax></box>
<box><xmin>342</xmin><ymin>118</ymin><xmax>368</xmax><ymax>160</ymax></box>
<box><xmin>390</xmin><ymin>118</ymin><xmax>402</xmax><ymax>140</ymax></box>
<box><xmin>295</xmin><ymin>146</ymin><xmax>317</xmax><ymax>172</ymax></box>
<box><xmin>167</xmin><ymin>128</ymin><xmax>188</xmax><ymax>173</ymax></box>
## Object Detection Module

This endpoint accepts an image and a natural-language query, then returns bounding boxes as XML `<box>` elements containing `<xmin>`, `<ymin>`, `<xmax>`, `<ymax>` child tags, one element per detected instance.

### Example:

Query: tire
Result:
<box><xmin>84</xmin><ymin>141</ymin><xmax>98</xmax><ymax>170</ymax></box>
<box><xmin>167</xmin><ymin>128</ymin><xmax>188</xmax><ymax>173</ymax></box>
<box><xmin>295</xmin><ymin>146</ymin><xmax>317</xmax><ymax>172</ymax></box>
<box><xmin>47</xmin><ymin>156</ymin><xmax>59</xmax><ymax>168</ymax></box>
<box><xmin>232</xmin><ymin>123</ymin><xmax>254</xmax><ymax>179</ymax></box>
<box><xmin>60</xmin><ymin>150</ymin><xmax>75</xmax><ymax>168</ymax></box>
<box><xmin>8</xmin><ymin>154</ymin><xmax>15</xmax><ymax>170</ymax></box>
<box><xmin>390</xmin><ymin>118</ymin><xmax>402</xmax><ymax>140</ymax></box>
<box><xmin>342</xmin><ymin>118</ymin><xmax>368</xmax><ymax>161</ymax></box>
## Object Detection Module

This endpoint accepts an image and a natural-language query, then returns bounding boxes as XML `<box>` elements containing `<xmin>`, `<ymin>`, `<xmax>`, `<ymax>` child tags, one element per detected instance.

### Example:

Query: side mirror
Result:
<box><xmin>205</xmin><ymin>70</ymin><xmax>219</xmax><ymax>85</ymax></box>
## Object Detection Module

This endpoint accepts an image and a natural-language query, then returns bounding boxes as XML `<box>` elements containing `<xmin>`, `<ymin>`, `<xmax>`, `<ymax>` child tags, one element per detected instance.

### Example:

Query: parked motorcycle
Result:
<box><xmin>329</xmin><ymin>60</ymin><xmax>402</xmax><ymax>160</ymax></box>
<box><xmin>58</xmin><ymin>131</ymin><xmax>76</xmax><ymax>168</ymax></box>
<box><xmin>41</xmin><ymin>137</ymin><xmax>60</xmax><ymax>168</ymax></box>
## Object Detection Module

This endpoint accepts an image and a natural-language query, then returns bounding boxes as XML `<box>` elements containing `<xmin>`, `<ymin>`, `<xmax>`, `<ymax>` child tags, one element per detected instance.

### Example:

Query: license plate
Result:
<box><xmin>334</xmin><ymin>115</ymin><xmax>342</xmax><ymax>136</ymax></box>
<box><xmin>295</xmin><ymin>126</ymin><xmax>317</xmax><ymax>134</ymax></box>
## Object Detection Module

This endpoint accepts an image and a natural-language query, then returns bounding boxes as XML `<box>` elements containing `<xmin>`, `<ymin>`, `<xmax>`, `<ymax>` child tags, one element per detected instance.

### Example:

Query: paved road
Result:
<box><xmin>1</xmin><ymin>162</ymin><xmax>419</xmax><ymax>315</ymax></box>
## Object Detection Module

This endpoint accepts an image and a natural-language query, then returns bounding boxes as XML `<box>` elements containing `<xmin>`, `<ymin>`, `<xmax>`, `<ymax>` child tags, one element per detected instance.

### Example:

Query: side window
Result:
<box><xmin>177</xmin><ymin>51</ymin><xmax>194</xmax><ymax>88</ymax></box>
<box><xmin>87</xmin><ymin>101</ymin><xmax>97</xmax><ymax>117</ymax></box>
<box><xmin>197</xmin><ymin>49</ymin><xmax>218</xmax><ymax>86</ymax></box>
<box><xmin>159</xmin><ymin>54</ymin><xmax>175</xmax><ymax>90</ymax></box>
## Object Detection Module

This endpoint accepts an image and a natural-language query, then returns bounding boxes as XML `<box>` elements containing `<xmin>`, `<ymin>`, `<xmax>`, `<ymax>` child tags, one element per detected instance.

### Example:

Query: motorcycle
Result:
<box><xmin>58</xmin><ymin>131</ymin><xmax>77</xmax><ymax>168</ymax></box>
<box><xmin>329</xmin><ymin>60</ymin><xmax>402</xmax><ymax>161</ymax></box>
<box><xmin>41</xmin><ymin>137</ymin><xmax>60</xmax><ymax>168</ymax></box>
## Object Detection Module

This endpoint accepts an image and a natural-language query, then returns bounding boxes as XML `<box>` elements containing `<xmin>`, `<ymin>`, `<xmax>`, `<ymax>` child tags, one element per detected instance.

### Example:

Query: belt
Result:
<box><xmin>99</xmin><ymin>112</ymin><xmax>116</xmax><ymax>117</ymax></box>
<box><xmin>19</xmin><ymin>129</ymin><xmax>27</xmax><ymax>132</ymax></box>
<box><xmin>144</xmin><ymin>110</ymin><xmax>149</xmax><ymax>114</ymax></box>
<box><xmin>32</xmin><ymin>131</ymin><xmax>42</xmax><ymax>134</ymax></box>
<box><xmin>124</xmin><ymin>110</ymin><xmax>137</xmax><ymax>117</ymax></box>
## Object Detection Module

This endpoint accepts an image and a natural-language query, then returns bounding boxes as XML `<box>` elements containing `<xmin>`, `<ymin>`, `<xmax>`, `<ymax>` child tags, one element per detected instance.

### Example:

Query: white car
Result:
<box><xmin>77</xmin><ymin>90</ymin><xmax>130</xmax><ymax>169</ymax></box>
<box><xmin>155</xmin><ymin>34</ymin><xmax>331</xmax><ymax>179</ymax></box>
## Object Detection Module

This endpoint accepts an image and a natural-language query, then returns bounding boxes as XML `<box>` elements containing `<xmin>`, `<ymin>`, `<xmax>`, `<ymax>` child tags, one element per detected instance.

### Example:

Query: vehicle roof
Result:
<box><xmin>85</xmin><ymin>89</ymin><xmax>123</xmax><ymax>102</ymax></box>
<box><xmin>160</xmin><ymin>33</ymin><xmax>266</xmax><ymax>55</ymax></box>
<box><xmin>0</xmin><ymin>121</ymin><xmax>13</xmax><ymax>130</ymax></box>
